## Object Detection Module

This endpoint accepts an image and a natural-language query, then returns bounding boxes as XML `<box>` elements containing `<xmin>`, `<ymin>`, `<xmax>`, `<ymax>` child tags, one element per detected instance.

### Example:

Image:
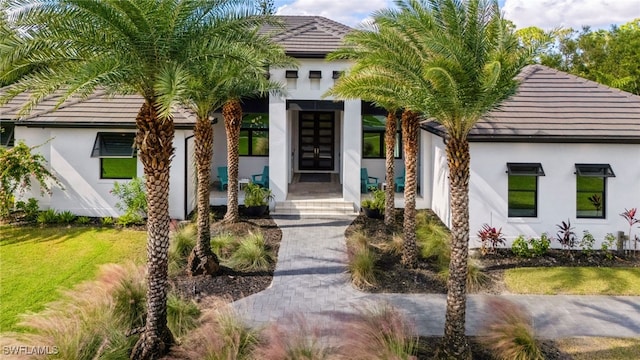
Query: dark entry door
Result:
<box><xmin>298</xmin><ymin>112</ymin><xmax>334</xmax><ymax>171</ymax></box>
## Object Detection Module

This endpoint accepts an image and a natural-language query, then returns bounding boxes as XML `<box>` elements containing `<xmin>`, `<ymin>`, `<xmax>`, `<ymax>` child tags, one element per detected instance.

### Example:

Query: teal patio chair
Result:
<box><xmin>395</xmin><ymin>168</ymin><xmax>405</xmax><ymax>192</ymax></box>
<box><xmin>360</xmin><ymin>168</ymin><xmax>379</xmax><ymax>193</ymax></box>
<box><xmin>217</xmin><ymin>166</ymin><xmax>228</xmax><ymax>191</ymax></box>
<box><xmin>251</xmin><ymin>166</ymin><xmax>269</xmax><ymax>188</ymax></box>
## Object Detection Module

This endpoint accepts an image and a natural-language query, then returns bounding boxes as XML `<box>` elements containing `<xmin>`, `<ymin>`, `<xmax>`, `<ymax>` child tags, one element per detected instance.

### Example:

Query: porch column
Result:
<box><xmin>269</xmin><ymin>95</ymin><xmax>288</xmax><ymax>203</ymax></box>
<box><xmin>342</xmin><ymin>99</ymin><xmax>361</xmax><ymax>208</ymax></box>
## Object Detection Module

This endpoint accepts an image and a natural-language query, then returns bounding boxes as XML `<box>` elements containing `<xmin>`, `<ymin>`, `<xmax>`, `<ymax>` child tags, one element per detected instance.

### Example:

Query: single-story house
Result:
<box><xmin>3</xmin><ymin>17</ymin><xmax>640</xmax><ymax>249</ymax></box>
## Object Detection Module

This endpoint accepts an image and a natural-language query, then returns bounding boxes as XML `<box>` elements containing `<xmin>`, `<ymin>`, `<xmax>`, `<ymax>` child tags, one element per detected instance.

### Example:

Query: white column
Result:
<box><xmin>342</xmin><ymin>100</ymin><xmax>361</xmax><ymax>208</ymax></box>
<box><xmin>420</xmin><ymin>130</ymin><xmax>433</xmax><ymax>207</ymax></box>
<box><xmin>269</xmin><ymin>95</ymin><xmax>288</xmax><ymax>203</ymax></box>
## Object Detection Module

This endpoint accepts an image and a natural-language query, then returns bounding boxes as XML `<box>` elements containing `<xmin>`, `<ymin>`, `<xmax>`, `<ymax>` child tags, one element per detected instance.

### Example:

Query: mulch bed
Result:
<box><xmin>416</xmin><ymin>337</ymin><xmax>572</xmax><ymax>360</ymax></box>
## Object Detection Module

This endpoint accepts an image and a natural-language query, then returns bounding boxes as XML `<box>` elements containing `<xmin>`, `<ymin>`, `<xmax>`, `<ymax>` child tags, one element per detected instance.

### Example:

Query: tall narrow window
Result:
<box><xmin>361</xmin><ymin>114</ymin><xmax>401</xmax><ymax>159</ymax></box>
<box><xmin>0</xmin><ymin>122</ymin><xmax>15</xmax><ymax>147</ymax></box>
<box><xmin>507</xmin><ymin>163</ymin><xmax>545</xmax><ymax>217</ymax></box>
<box><xmin>239</xmin><ymin>113</ymin><xmax>269</xmax><ymax>156</ymax></box>
<box><xmin>575</xmin><ymin>164</ymin><xmax>614</xmax><ymax>219</ymax></box>
<box><xmin>91</xmin><ymin>132</ymin><xmax>137</xmax><ymax>179</ymax></box>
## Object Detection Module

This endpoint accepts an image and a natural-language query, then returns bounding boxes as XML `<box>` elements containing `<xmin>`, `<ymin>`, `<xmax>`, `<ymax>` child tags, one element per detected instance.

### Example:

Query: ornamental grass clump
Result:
<box><xmin>228</xmin><ymin>231</ymin><xmax>273</xmax><ymax>271</ymax></box>
<box><xmin>337</xmin><ymin>304</ymin><xmax>418</xmax><ymax>360</ymax></box>
<box><xmin>479</xmin><ymin>298</ymin><xmax>543</xmax><ymax>360</ymax></box>
<box><xmin>168</xmin><ymin>223</ymin><xmax>197</xmax><ymax>275</ymax></box>
<box><xmin>254</xmin><ymin>316</ymin><xmax>335</xmax><ymax>360</ymax></box>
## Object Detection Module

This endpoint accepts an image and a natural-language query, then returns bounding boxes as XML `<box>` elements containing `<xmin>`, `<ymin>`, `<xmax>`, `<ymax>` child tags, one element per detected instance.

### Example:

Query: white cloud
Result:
<box><xmin>276</xmin><ymin>0</ymin><xmax>392</xmax><ymax>27</ymax></box>
<box><xmin>503</xmin><ymin>0</ymin><xmax>640</xmax><ymax>30</ymax></box>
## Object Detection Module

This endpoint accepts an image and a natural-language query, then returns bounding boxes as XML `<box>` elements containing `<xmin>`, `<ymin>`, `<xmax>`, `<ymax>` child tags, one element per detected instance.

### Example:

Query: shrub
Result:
<box><xmin>229</xmin><ymin>232</ymin><xmax>273</xmax><ymax>271</ymax></box>
<box><xmin>511</xmin><ymin>235</ymin><xmax>531</xmax><ymax>258</ymax></box>
<box><xmin>76</xmin><ymin>216</ymin><xmax>91</xmax><ymax>225</ymax></box>
<box><xmin>602</xmin><ymin>233</ymin><xmax>616</xmax><ymax>260</ymax></box>
<box><xmin>479</xmin><ymin>298</ymin><xmax>543</xmax><ymax>360</ymax></box>
<box><xmin>111</xmin><ymin>177</ymin><xmax>147</xmax><ymax>221</ymax></box>
<box><xmin>361</xmin><ymin>189</ymin><xmax>385</xmax><ymax>211</ymax></box>
<box><xmin>529</xmin><ymin>234</ymin><xmax>550</xmax><ymax>257</ymax></box>
<box><xmin>555</xmin><ymin>219</ymin><xmax>577</xmax><ymax>252</ymax></box>
<box><xmin>169</xmin><ymin>223</ymin><xmax>197</xmax><ymax>275</ymax></box>
<box><xmin>58</xmin><ymin>210</ymin><xmax>77</xmax><ymax>224</ymax></box>
<box><xmin>348</xmin><ymin>245</ymin><xmax>377</xmax><ymax>288</ymax></box>
<box><xmin>167</xmin><ymin>293</ymin><xmax>200</xmax><ymax>339</ymax></box>
<box><xmin>172</xmin><ymin>301</ymin><xmax>259</xmax><ymax>360</ymax></box>
<box><xmin>37</xmin><ymin>208</ymin><xmax>59</xmax><ymax>224</ymax></box>
<box><xmin>116</xmin><ymin>212</ymin><xmax>144</xmax><ymax>227</ymax></box>
<box><xmin>15</xmin><ymin>197</ymin><xmax>39</xmax><ymax>221</ymax></box>
<box><xmin>477</xmin><ymin>223</ymin><xmax>506</xmax><ymax>255</ymax></box>
<box><xmin>337</xmin><ymin>303</ymin><xmax>418</xmax><ymax>360</ymax></box>
<box><xmin>101</xmin><ymin>216</ymin><xmax>114</xmax><ymax>226</ymax></box>
<box><xmin>580</xmin><ymin>230</ymin><xmax>596</xmax><ymax>256</ymax></box>
<box><xmin>254</xmin><ymin>316</ymin><xmax>334</xmax><ymax>360</ymax></box>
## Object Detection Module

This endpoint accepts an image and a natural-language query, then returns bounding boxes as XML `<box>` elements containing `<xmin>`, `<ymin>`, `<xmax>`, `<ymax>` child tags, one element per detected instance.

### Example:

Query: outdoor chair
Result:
<box><xmin>217</xmin><ymin>166</ymin><xmax>228</xmax><ymax>191</ymax></box>
<box><xmin>360</xmin><ymin>168</ymin><xmax>379</xmax><ymax>193</ymax></box>
<box><xmin>395</xmin><ymin>168</ymin><xmax>405</xmax><ymax>192</ymax></box>
<box><xmin>251</xmin><ymin>166</ymin><xmax>269</xmax><ymax>188</ymax></box>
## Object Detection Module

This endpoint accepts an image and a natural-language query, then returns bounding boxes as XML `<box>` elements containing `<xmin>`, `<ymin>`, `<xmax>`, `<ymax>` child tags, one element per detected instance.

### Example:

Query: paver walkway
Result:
<box><xmin>233</xmin><ymin>215</ymin><xmax>640</xmax><ymax>339</ymax></box>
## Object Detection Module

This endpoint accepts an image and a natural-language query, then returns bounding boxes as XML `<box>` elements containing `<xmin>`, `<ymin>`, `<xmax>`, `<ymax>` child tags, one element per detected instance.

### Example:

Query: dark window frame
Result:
<box><xmin>1</xmin><ymin>122</ymin><xmax>15</xmax><ymax>147</ymax></box>
<box><xmin>575</xmin><ymin>164</ymin><xmax>614</xmax><ymax>219</ymax></box>
<box><xmin>240</xmin><ymin>113</ymin><xmax>269</xmax><ymax>157</ymax></box>
<box><xmin>362</xmin><ymin>115</ymin><xmax>402</xmax><ymax>159</ymax></box>
<box><xmin>91</xmin><ymin>132</ymin><xmax>137</xmax><ymax>179</ymax></box>
<box><xmin>507</xmin><ymin>163</ymin><xmax>545</xmax><ymax>218</ymax></box>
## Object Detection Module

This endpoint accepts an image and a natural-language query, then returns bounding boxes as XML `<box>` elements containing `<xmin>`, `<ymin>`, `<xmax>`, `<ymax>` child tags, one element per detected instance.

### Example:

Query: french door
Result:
<box><xmin>298</xmin><ymin>112</ymin><xmax>334</xmax><ymax>171</ymax></box>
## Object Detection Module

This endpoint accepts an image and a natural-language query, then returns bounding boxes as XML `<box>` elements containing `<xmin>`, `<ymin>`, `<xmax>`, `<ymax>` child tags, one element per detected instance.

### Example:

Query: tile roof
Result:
<box><xmin>422</xmin><ymin>64</ymin><xmax>640</xmax><ymax>143</ymax></box>
<box><xmin>262</xmin><ymin>16</ymin><xmax>352</xmax><ymax>57</ymax></box>
<box><xmin>1</xmin><ymin>91</ymin><xmax>196</xmax><ymax>128</ymax></box>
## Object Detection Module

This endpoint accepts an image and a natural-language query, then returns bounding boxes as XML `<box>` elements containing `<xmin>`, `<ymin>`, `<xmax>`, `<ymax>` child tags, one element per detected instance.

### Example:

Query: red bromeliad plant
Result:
<box><xmin>620</xmin><ymin>208</ymin><xmax>640</xmax><ymax>254</ymax></box>
<box><xmin>477</xmin><ymin>224</ymin><xmax>506</xmax><ymax>255</ymax></box>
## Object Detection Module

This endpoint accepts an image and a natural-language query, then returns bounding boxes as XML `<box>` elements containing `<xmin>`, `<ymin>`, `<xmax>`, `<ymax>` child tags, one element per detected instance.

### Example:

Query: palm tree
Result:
<box><xmin>157</xmin><ymin>29</ymin><xmax>291</xmax><ymax>272</ymax></box>
<box><xmin>0</xmin><ymin>1</ymin><xmax>265</xmax><ymax>358</ymax></box>
<box><xmin>372</xmin><ymin>1</ymin><xmax>530</xmax><ymax>357</ymax></box>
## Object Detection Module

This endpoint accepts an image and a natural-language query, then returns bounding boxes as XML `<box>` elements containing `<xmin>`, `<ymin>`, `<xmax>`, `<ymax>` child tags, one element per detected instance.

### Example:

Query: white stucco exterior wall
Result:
<box><xmin>342</xmin><ymin>99</ymin><xmax>361</xmax><ymax>207</ymax></box>
<box><xmin>15</xmin><ymin>126</ymin><xmax>192</xmax><ymax>219</ymax></box>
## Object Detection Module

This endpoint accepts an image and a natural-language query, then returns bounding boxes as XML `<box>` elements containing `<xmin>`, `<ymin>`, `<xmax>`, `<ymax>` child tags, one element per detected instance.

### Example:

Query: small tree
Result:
<box><xmin>0</xmin><ymin>141</ymin><xmax>61</xmax><ymax>218</ymax></box>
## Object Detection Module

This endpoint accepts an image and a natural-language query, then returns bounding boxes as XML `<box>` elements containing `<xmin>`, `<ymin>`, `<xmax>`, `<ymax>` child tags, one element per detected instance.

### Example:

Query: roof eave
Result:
<box><xmin>16</xmin><ymin>121</ymin><xmax>196</xmax><ymax>130</ymax></box>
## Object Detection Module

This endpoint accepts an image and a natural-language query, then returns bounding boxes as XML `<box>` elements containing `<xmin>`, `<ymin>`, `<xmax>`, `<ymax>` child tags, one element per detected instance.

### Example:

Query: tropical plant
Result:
<box><xmin>529</xmin><ymin>233</ymin><xmax>551</xmax><ymax>257</ymax></box>
<box><xmin>555</xmin><ymin>219</ymin><xmax>578</xmax><ymax>253</ymax></box>
<box><xmin>76</xmin><ymin>216</ymin><xmax>91</xmax><ymax>225</ymax></box>
<box><xmin>511</xmin><ymin>235</ymin><xmax>531</xmax><ymax>258</ymax></box>
<box><xmin>37</xmin><ymin>209</ymin><xmax>59</xmax><ymax>225</ymax></box>
<box><xmin>361</xmin><ymin>188</ymin><xmax>385</xmax><ymax>212</ymax></box>
<box><xmin>588</xmin><ymin>194</ymin><xmax>602</xmax><ymax>216</ymax></box>
<box><xmin>57</xmin><ymin>210</ymin><xmax>77</xmax><ymax>224</ymax></box>
<box><xmin>580</xmin><ymin>230</ymin><xmax>596</xmax><ymax>256</ymax></box>
<box><xmin>14</xmin><ymin>197</ymin><xmax>39</xmax><ymax>222</ymax></box>
<box><xmin>244</xmin><ymin>182</ymin><xmax>275</xmax><ymax>207</ymax></box>
<box><xmin>477</xmin><ymin>224</ymin><xmax>507</xmax><ymax>255</ymax></box>
<box><xmin>601</xmin><ymin>233</ymin><xmax>617</xmax><ymax>260</ymax></box>
<box><xmin>101</xmin><ymin>216</ymin><xmax>114</xmax><ymax>226</ymax></box>
<box><xmin>0</xmin><ymin>1</ymin><xmax>272</xmax><ymax>356</ymax></box>
<box><xmin>620</xmin><ymin>207</ymin><xmax>640</xmax><ymax>253</ymax></box>
<box><xmin>0</xmin><ymin>141</ymin><xmax>61</xmax><ymax>218</ymax></box>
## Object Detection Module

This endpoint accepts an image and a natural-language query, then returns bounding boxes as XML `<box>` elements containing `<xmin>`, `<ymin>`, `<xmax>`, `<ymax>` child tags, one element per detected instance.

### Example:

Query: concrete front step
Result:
<box><xmin>273</xmin><ymin>199</ymin><xmax>357</xmax><ymax>216</ymax></box>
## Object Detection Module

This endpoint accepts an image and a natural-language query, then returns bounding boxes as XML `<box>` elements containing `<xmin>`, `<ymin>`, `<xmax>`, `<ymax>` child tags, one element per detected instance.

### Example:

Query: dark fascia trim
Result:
<box><xmin>285</xmin><ymin>51</ymin><xmax>330</xmax><ymax>59</ymax></box>
<box><xmin>419</xmin><ymin>123</ymin><xmax>640</xmax><ymax>144</ymax></box>
<box><xmin>17</xmin><ymin>121</ymin><xmax>196</xmax><ymax>130</ymax></box>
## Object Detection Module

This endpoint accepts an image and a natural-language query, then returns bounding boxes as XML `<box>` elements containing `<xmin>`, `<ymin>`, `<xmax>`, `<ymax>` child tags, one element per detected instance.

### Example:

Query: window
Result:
<box><xmin>575</xmin><ymin>164</ymin><xmax>615</xmax><ymax>219</ymax></box>
<box><xmin>362</xmin><ymin>115</ymin><xmax>401</xmax><ymax>159</ymax></box>
<box><xmin>91</xmin><ymin>132</ymin><xmax>137</xmax><ymax>179</ymax></box>
<box><xmin>507</xmin><ymin>163</ymin><xmax>545</xmax><ymax>217</ymax></box>
<box><xmin>240</xmin><ymin>113</ymin><xmax>269</xmax><ymax>156</ymax></box>
<box><xmin>1</xmin><ymin>122</ymin><xmax>15</xmax><ymax>147</ymax></box>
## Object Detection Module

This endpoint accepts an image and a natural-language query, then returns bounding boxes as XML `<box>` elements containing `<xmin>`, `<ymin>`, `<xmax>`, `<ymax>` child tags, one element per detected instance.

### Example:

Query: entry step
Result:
<box><xmin>273</xmin><ymin>199</ymin><xmax>356</xmax><ymax>216</ymax></box>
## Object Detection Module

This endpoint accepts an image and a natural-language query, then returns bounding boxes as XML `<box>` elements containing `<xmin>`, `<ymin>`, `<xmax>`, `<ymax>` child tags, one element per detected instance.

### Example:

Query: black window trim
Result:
<box><xmin>1</xmin><ymin>122</ymin><xmax>15</xmax><ymax>147</ymax></box>
<box><xmin>91</xmin><ymin>132</ymin><xmax>136</xmax><ymax>158</ymax></box>
<box><xmin>575</xmin><ymin>163</ymin><xmax>615</xmax><ymax>177</ymax></box>
<box><xmin>240</xmin><ymin>113</ymin><xmax>269</xmax><ymax>157</ymax></box>
<box><xmin>507</xmin><ymin>162</ymin><xmax>545</xmax><ymax>218</ymax></box>
<box><xmin>362</xmin><ymin>115</ymin><xmax>402</xmax><ymax>159</ymax></box>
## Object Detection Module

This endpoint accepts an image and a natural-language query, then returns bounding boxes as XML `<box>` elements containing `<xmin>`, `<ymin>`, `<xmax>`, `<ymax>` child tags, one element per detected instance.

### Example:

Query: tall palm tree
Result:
<box><xmin>327</xmin><ymin>21</ymin><xmax>425</xmax><ymax>265</ymax></box>
<box><xmin>0</xmin><ymin>1</ymin><xmax>264</xmax><ymax>358</ymax></box>
<box><xmin>157</xmin><ymin>29</ymin><xmax>292</xmax><ymax>271</ymax></box>
<box><xmin>373</xmin><ymin>1</ymin><xmax>530</xmax><ymax>357</ymax></box>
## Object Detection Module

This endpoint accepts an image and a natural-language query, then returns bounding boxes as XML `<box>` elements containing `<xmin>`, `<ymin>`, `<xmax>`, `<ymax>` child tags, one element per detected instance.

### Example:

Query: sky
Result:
<box><xmin>274</xmin><ymin>0</ymin><xmax>640</xmax><ymax>30</ymax></box>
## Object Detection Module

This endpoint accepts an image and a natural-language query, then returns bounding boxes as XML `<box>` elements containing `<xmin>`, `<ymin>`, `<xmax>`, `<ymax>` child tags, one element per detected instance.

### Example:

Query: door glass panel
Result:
<box><xmin>298</xmin><ymin>112</ymin><xmax>334</xmax><ymax>171</ymax></box>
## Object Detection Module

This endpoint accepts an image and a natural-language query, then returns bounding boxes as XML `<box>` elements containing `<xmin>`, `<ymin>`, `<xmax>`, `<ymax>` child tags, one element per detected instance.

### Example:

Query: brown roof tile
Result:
<box><xmin>262</xmin><ymin>16</ymin><xmax>351</xmax><ymax>57</ymax></box>
<box><xmin>422</xmin><ymin>64</ymin><xmax>640</xmax><ymax>143</ymax></box>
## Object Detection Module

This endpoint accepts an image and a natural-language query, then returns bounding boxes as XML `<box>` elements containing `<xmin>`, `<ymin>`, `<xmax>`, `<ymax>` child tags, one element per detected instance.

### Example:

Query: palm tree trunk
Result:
<box><xmin>384</xmin><ymin>111</ymin><xmax>397</xmax><ymax>226</ymax></box>
<box><xmin>131</xmin><ymin>100</ymin><xmax>175</xmax><ymax>359</ymax></box>
<box><xmin>187</xmin><ymin>117</ymin><xmax>220</xmax><ymax>276</ymax></box>
<box><xmin>400</xmin><ymin>110</ymin><xmax>419</xmax><ymax>268</ymax></box>
<box><xmin>223</xmin><ymin>99</ymin><xmax>242</xmax><ymax>223</ymax></box>
<box><xmin>441</xmin><ymin>135</ymin><xmax>471</xmax><ymax>360</ymax></box>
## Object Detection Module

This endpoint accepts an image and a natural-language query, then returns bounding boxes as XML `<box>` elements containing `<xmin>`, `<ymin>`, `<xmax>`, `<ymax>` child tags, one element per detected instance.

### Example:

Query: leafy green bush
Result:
<box><xmin>601</xmin><ymin>233</ymin><xmax>616</xmax><ymax>260</ymax></box>
<box><xmin>15</xmin><ymin>197</ymin><xmax>39</xmax><ymax>221</ymax></box>
<box><xmin>511</xmin><ymin>235</ymin><xmax>531</xmax><ymax>258</ymax></box>
<box><xmin>111</xmin><ymin>177</ymin><xmax>147</xmax><ymax>221</ymax></box>
<box><xmin>37</xmin><ymin>208</ymin><xmax>59</xmax><ymax>224</ymax></box>
<box><xmin>580</xmin><ymin>230</ymin><xmax>595</xmax><ymax>256</ymax></box>
<box><xmin>116</xmin><ymin>212</ymin><xmax>144</xmax><ymax>227</ymax></box>
<box><xmin>529</xmin><ymin>233</ymin><xmax>550</xmax><ymax>257</ymax></box>
<box><xmin>243</xmin><ymin>182</ymin><xmax>274</xmax><ymax>207</ymax></box>
<box><xmin>58</xmin><ymin>210</ymin><xmax>77</xmax><ymax>224</ymax></box>
<box><xmin>76</xmin><ymin>216</ymin><xmax>91</xmax><ymax>225</ymax></box>
<box><xmin>361</xmin><ymin>189</ymin><xmax>385</xmax><ymax>211</ymax></box>
<box><xmin>101</xmin><ymin>216</ymin><xmax>114</xmax><ymax>226</ymax></box>
<box><xmin>480</xmin><ymin>298</ymin><xmax>543</xmax><ymax>360</ymax></box>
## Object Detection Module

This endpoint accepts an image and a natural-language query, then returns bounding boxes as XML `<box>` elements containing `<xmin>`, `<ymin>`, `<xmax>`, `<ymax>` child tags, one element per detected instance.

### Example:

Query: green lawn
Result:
<box><xmin>504</xmin><ymin>267</ymin><xmax>640</xmax><ymax>295</ymax></box>
<box><xmin>556</xmin><ymin>337</ymin><xmax>640</xmax><ymax>360</ymax></box>
<box><xmin>0</xmin><ymin>226</ymin><xmax>146</xmax><ymax>331</ymax></box>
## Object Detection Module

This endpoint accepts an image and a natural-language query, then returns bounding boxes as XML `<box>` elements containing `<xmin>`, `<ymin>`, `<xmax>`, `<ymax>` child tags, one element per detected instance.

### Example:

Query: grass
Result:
<box><xmin>504</xmin><ymin>267</ymin><xmax>640</xmax><ymax>295</ymax></box>
<box><xmin>0</xmin><ymin>225</ymin><xmax>146</xmax><ymax>331</ymax></box>
<box><xmin>100</xmin><ymin>157</ymin><xmax>137</xmax><ymax>179</ymax></box>
<box><xmin>556</xmin><ymin>337</ymin><xmax>640</xmax><ymax>360</ymax></box>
